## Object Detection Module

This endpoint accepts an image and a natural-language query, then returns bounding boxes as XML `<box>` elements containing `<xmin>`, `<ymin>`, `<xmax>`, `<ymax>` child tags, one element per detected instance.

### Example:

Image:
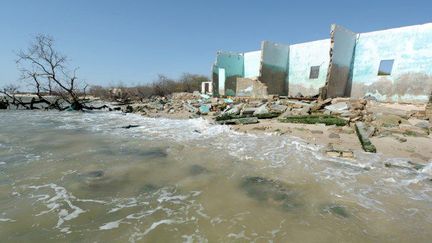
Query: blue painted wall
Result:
<box><xmin>351</xmin><ymin>23</ymin><xmax>432</xmax><ymax>103</ymax></box>
<box><xmin>288</xmin><ymin>39</ymin><xmax>330</xmax><ymax>97</ymax></box>
<box><xmin>243</xmin><ymin>51</ymin><xmax>262</xmax><ymax>78</ymax></box>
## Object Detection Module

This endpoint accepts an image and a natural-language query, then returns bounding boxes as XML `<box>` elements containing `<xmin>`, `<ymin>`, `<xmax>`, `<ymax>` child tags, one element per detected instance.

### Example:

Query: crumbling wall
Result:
<box><xmin>288</xmin><ymin>39</ymin><xmax>330</xmax><ymax>97</ymax></box>
<box><xmin>244</xmin><ymin>51</ymin><xmax>261</xmax><ymax>78</ymax></box>
<box><xmin>259</xmin><ymin>41</ymin><xmax>289</xmax><ymax>96</ymax></box>
<box><xmin>322</xmin><ymin>24</ymin><xmax>357</xmax><ymax>99</ymax></box>
<box><xmin>212</xmin><ymin>52</ymin><xmax>244</xmax><ymax>96</ymax></box>
<box><xmin>236</xmin><ymin>77</ymin><xmax>268</xmax><ymax>98</ymax></box>
<box><xmin>351</xmin><ymin>23</ymin><xmax>432</xmax><ymax>103</ymax></box>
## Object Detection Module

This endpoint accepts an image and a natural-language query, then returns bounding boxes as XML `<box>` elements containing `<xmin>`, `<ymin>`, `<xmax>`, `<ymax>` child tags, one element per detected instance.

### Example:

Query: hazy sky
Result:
<box><xmin>0</xmin><ymin>0</ymin><xmax>431</xmax><ymax>87</ymax></box>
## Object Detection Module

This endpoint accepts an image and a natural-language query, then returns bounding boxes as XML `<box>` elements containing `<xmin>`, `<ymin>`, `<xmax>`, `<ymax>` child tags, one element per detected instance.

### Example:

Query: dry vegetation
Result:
<box><xmin>89</xmin><ymin>73</ymin><xmax>209</xmax><ymax>102</ymax></box>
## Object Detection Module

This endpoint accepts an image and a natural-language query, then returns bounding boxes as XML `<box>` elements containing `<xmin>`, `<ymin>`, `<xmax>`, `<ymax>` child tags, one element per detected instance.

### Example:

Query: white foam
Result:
<box><xmin>0</xmin><ymin>218</ymin><xmax>16</xmax><ymax>222</ymax></box>
<box><xmin>28</xmin><ymin>183</ymin><xmax>86</xmax><ymax>231</ymax></box>
<box><xmin>140</xmin><ymin>219</ymin><xmax>176</xmax><ymax>236</ymax></box>
<box><xmin>99</xmin><ymin>219</ymin><xmax>122</xmax><ymax>230</ymax></box>
<box><xmin>108</xmin><ymin>197</ymin><xmax>144</xmax><ymax>213</ymax></box>
<box><xmin>6</xmin><ymin>110</ymin><xmax>432</xmax><ymax>236</ymax></box>
<box><xmin>419</xmin><ymin>162</ymin><xmax>432</xmax><ymax>176</ymax></box>
<box><xmin>126</xmin><ymin>206</ymin><xmax>162</xmax><ymax>220</ymax></box>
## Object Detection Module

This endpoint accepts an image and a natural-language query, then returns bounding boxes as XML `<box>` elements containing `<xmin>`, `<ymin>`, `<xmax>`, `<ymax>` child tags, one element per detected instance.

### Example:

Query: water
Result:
<box><xmin>0</xmin><ymin>110</ymin><xmax>431</xmax><ymax>242</ymax></box>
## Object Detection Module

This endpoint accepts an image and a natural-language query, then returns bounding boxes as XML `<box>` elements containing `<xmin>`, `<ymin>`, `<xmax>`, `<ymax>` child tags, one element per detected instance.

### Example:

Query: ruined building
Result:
<box><xmin>212</xmin><ymin>23</ymin><xmax>432</xmax><ymax>103</ymax></box>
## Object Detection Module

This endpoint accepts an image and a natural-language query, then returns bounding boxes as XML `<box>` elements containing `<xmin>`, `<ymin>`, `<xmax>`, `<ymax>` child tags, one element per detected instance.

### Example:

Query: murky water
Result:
<box><xmin>0</xmin><ymin>110</ymin><xmax>431</xmax><ymax>242</ymax></box>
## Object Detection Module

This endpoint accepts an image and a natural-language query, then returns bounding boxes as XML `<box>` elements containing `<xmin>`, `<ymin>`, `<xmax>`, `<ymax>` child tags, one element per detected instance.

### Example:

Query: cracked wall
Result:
<box><xmin>289</xmin><ymin>39</ymin><xmax>330</xmax><ymax>97</ymax></box>
<box><xmin>236</xmin><ymin>78</ymin><xmax>268</xmax><ymax>97</ymax></box>
<box><xmin>351</xmin><ymin>23</ymin><xmax>432</xmax><ymax>103</ymax></box>
<box><xmin>212</xmin><ymin>22</ymin><xmax>432</xmax><ymax>103</ymax></box>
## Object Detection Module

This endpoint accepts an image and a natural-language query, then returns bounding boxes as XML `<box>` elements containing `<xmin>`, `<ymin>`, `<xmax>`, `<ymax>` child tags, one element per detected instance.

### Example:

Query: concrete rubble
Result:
<box><xmin>119</xmin><ymin>92</ymin><xmax>432</xmax><ymax>164</ymax></box>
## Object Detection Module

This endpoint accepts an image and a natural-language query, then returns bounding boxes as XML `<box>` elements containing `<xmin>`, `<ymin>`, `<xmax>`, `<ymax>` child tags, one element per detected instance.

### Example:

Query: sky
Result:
<box><xmin>0</xmin><ymin>0</ymin><xmax>431</xmax><ymax>88</ymax></box>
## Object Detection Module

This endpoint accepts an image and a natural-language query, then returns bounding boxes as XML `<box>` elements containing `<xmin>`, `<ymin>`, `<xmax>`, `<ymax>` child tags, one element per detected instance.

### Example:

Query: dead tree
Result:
<box><xmin>11</xmin><ymin>34</ymin><xmax>106</xmax><ymax>111</ymax></box>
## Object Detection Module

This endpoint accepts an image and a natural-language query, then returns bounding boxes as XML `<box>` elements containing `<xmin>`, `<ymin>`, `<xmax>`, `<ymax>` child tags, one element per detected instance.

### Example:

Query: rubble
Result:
<box><xmin>217</xmin><ymin>117</ymin><xmax>259</xmax><ymax>125</ymax></box>
<box><xmin>311</xmin><ymin>98</ymin><xmax>332</xmax><ymax>112</ymax></box>
<box><xmin>355</xmin><ymin>122</ymin><xmax>377</xmax><ymax>153</ymax></box>
<box><xmin>117</xmin><ymin>92</ymin><xmax>431</xmax><ymax>162</ymax></box>
<box><xmin>324</xmin><ymin>102</ymin><xmax>350</xmax><ymax>113</ymax></box>
<box><xmin>384</xmin><ymin>160</ymin><xmax>425</xmax><ymax>171</ymax></box>
<box><xmin>253</xmin><ymin>104</ymin><xmax>281</xmax><ymax>119</ymax></box>
<box><xmin>326</xmin><ymin>150</ymin><xmax>355</xmax><ymax>159</ymax></box>
<box><xmin>279</xmin><ymin>115</ymin><xmax>348</xmax><ymax>126</ymax></box>
<box><xmin>199</xmin><ymin>104</ymin><xmax>210</xmax><ymax>115</ymax></box>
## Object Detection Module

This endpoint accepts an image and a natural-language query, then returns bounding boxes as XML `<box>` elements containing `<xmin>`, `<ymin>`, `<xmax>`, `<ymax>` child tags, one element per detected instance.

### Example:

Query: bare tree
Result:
<box><xmin>12</xmin><ymin>34</ymin><xmax>103</xmax><ymax>110</ymax></box>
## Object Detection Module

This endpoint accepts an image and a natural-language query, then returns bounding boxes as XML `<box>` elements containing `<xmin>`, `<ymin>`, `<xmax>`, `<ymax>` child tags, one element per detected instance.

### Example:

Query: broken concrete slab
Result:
<box><xmin>253</xmin><ymin>104</ymin><xmax>281</xmax><ymax>119</ymax></box>
<box><xmin>324</xmin><ymin>102</ymin><xmax>350</xmax><ymax>113</ymax></box>
<box><xmin>350</xmin><ymin>99</ymin><xmax>366</xmax><ymax>110</ymax></box>
<box><xmin>384</xmin><ymin>160</ymin><xmax>426</xmax><ymax>171</ymax></box>
<box><xmin>224</xmin><ymin>104</ymin><xmax>243</xmax><ymax>116</ymax></box>
<box><xmin>311</xmin><ymin>98</ymin><xmax>332</xmax><ymax>112</ymax></box>
<box><xmin>218</xmin><ymin>117</ymin><xmax>259</xmax><ymax>125</ymax></box>
<box><xmin>408</xmin><ymin>118</ymin><xmax>431</xmax><ymax>130</ymax></box>
<box><xmin>184</xmin><ymin>103</ymin><xmax>198</xmax><ymax>113</ymax></box>
<box><xmin>279</xmin><ymin>115</ymin><xmax>348</xmax><ymax>126</ymax></box>
<box><xmin>241</xmin><ymin>107</ymin><xmax>258</xmax><ymax>116</ymax></box>
<box><xmin>223</xmin><ymin>98</ymin><xmax>234</xmax><ymax>104</ymax></box>
<box><xmin>269</xmin><ymin>104</ymin><xmax>288</xmax><ymax>113</ymax></box>
<box><xmin>355</xmin><ymin>122</ymin><xmax>377</xmax><ymax>153</ymax></box>
<box><xmin>374</xmin><ymin>114</ymin><xmax>408</xmax><ymax>128</ymax></box>
<box><xmin>215</xmin><ymin>113</ymin><xmax>246</xmax><ymax>121</ymax></box>
<box><xmin>199</xmin><ymin>104</ymin><xmax>211</xmax><ymax>115</ymax></box>
<box><xmin>280</xmin><ymin>106</ymin><xmax>310</xmax><ymax>117</ymax></box>
<box><xmin>324</xmin><ymin>143</ymin><xmax>356</xmax><ymax>159</ymax></box>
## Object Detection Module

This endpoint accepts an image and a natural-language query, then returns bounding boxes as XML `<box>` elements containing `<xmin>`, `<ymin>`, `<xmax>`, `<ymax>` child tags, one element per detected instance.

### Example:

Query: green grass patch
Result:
<box><xmin>278</xmin><ymin>115</ymin><xmax>348</xmax><ymax>126</ymax></box>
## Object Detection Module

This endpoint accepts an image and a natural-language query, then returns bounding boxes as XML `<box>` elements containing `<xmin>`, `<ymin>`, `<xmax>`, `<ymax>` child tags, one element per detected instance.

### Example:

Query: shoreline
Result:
<box><xmin>134</xmin><ymin>109</ymin><xmax>432</xmax><ymax>166</ymax></box>
<box><xmin>2</xmin><ymin>92</ymin><xmax>431</xmax><ymax>166</ymax></box>
<box><xmin>123</xmin><ymin>94</ymin><xmax>432</xmax><ymax>168</ymax></box>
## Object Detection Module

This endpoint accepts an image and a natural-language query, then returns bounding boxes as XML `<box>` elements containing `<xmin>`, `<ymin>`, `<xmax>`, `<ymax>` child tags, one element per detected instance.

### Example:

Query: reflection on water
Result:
<box><xmin>0</xmin><ymin>110</ymin><xmax>431</xmax><ymax>242</ymax></box>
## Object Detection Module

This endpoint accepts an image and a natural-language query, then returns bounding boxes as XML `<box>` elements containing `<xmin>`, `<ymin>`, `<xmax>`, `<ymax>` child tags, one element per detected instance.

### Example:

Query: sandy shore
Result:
<box><xmin>139</xmin><ymin>110</ymin><xmax>432</xmax><ymax>165</ymax></box>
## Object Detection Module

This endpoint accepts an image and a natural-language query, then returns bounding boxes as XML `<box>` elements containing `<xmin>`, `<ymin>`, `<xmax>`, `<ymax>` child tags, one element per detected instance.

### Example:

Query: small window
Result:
<box><xmin>309</xmin><ymin>66</ymin><xmax>320</xmax><ymax>79</ymax></box>
<box><xmin>378</xmin><ymin>60</ymin><xmax>394</xmax><ymax>76</ymax></box>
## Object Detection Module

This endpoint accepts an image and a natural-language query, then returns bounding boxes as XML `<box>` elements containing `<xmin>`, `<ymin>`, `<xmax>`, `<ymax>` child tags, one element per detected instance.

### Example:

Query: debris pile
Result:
<box><xmin>119</xmin><ymin>92</ymin><xmax>431</xmax><ymax>155</ymax></box>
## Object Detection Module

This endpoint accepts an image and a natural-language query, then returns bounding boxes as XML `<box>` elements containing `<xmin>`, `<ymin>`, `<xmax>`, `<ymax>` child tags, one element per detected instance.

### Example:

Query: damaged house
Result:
<box><xmin>212</xmin><ymin>22</ymin><xmax>432</xmax><ymax>103</ymax></box>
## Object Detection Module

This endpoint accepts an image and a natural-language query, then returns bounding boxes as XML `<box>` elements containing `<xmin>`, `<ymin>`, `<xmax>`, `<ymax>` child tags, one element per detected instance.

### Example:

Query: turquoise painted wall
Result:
<box><xmin>351</xmin><ymin>23</ymin><xmax>432</xmax><ymax>103</ymax></box>
<box><xmin>212</xmin><ymin>52</ymin><xmax>244</xmax><ymax>96</ymax></box>
<box><xmin>215</xmin><ymin>52</ymin><xmax>244</xmax><ymax>77</ymax></box>
<box><xmin>288</xmin><ymin>39</ymin><xmax>330</xmax><ymax>96</ymax></box>
<box><xmin>243</xmin><ymin>50</ymin><xmax>261</xmax><ymax>78</ymax></box>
